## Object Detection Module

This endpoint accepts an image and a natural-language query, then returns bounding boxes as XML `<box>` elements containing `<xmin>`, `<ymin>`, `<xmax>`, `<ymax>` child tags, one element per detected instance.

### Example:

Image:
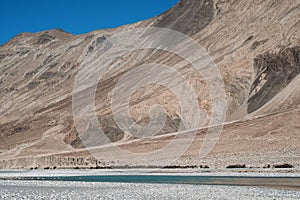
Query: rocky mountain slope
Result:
<box><xmin>0</xmin><ymin>0</ymin><xmax>299</xmax><ymax>168</ymax></box>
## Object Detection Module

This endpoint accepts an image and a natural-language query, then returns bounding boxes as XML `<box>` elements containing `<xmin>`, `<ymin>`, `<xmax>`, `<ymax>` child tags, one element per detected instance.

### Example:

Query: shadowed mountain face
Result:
<box><xmin>248</xmin><ymin>46</ymin><xmax>300</xmax><ymax>113</ymax></box>
<box><xmin>153</xmin><ymin>0</ymin><xmax>214</xmax><ymax>35</ymax></box>
<box><xmin>0</xmin><ymin>0</ymin><xmax>300</xmax><ymax>168</ymax></box>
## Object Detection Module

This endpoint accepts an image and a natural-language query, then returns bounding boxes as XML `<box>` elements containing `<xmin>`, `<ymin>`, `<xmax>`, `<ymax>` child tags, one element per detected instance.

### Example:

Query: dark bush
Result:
<box><xmin>273</xmin><ymin>164</ymin><xmax>294</xmax><ymax>168</ymax></box>
<box><xmin>200</xmin><ymin>165</ymin><xmax>209</xmax><ymax>169</ymax></box>
<box><xmin>226</xmin><ymin>164</ymin><xmax>246</xmax><ymax>169</ymax></box>
<box><xmin>163</xmin><ymin>165</ymin><xmax>198</xmax><ymax>169</ymax></box>
<box><xmin>263</xmin><ymin>164</ymin><xmax>271</xmax><ymax>168</ymax></box>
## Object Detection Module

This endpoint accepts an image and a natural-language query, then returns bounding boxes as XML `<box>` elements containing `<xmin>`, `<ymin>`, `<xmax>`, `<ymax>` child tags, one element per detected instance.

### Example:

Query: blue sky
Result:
<box><xmin>0</xmin><ymin>0</ymin><xmax>179</xmax><ymax>45</ymax></box>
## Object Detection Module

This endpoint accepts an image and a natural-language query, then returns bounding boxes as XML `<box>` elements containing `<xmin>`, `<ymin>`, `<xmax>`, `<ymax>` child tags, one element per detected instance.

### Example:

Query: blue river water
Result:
<box><xmin>1</xmin><ymin>170</ymin><xmax>300</xmax><ymax>199</ymax></box>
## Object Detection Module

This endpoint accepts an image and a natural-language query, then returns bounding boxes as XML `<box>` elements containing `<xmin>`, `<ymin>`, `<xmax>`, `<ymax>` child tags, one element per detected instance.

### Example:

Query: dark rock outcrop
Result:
<box><xmin>153</xmin><ymin>0</ymin><xmax>214</xmax><ymax>35</ymax></box>
<box><xmin>248</xmin><ymin>46</ymin><xmax>300</xmax><ymax>113</ymax></box>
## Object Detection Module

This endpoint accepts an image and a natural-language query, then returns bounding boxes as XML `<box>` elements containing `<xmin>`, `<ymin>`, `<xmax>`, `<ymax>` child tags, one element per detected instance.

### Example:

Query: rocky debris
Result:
<box><xmin>154</xmin><ymin>0</ymin><xmax>214</xmax><ymax>35</ymax></box>
<box><xmin>39</xmin><ymin>71</ymin><xmax>57</xmax><ymax>80</ymax></box>
<box><xmin>248</xmin><ymin>46</ymin><xmax>300</xmax><ymax>113</ymax></box>
<box><xmin>87</xmin><ymin>35</ymin><xmax>107</xmax><ymax>54</ymax></box>
<box><xmin>0</xmin><ymin>54</ymin><xmax>6</xmax><ymax>61</ymax></box>
<box><xmin>250</xmin><ymin>39</ymin><xmax>269</xmax><ymax>50</ymax></box>
<box><xmin>25</xmin><ymin>70</ymin><xmax>38</xmax><ymax>78</ymax></box>
<box><xmin>13</xmin><ymin>126</ymin><xmax>30</xmax><ymax>134</ymax></box>
<box><xmin>27</xmin><ymin>81</ymin><xmax>40</xmax><ymax>89</ymax></box>
<box><xmin>43</xmin><ymin>54</ymin><xmax>61</xmax><ymax>65</ymax></box>
<box><xmin>35</xmin><ymin>33</ymin><xmax>55</xmax><ymax>45</ymax></box>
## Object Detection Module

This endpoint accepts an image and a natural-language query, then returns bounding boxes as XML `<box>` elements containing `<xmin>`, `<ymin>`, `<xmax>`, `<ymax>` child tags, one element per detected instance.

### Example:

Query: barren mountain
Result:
<box><xmin>0</xmin><ymin>0</ymin><xmax>300</xmax><ymax>169</ymax></box>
